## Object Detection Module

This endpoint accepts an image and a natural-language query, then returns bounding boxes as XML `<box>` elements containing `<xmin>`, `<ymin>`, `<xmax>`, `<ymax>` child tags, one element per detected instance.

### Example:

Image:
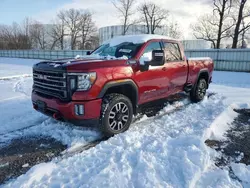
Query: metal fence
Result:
<box><xmin>0</xmin><ymin>49</ymin><xmax>250</xmax><ymax>72</ymax></box>
<box><xmin>185</xmin><ymin>49</ymin><xmax>250</xmax><ymax>72</ymax></box>
<box><xmin>0</xmin><ymin>50</ymin><xmax>89</xmax><ymax>60</ymax></box>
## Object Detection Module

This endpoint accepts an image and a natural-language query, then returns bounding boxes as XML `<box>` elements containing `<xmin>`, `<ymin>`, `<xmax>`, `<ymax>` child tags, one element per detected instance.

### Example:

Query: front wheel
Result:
<box><xmin>100</xmin><ymin>94</ymin><xmax>133</xmax><ymax>137</ymax></box>
<box><xmin>190</xmin><ymin>78</ymin><xmax>207</xmax><ymax>102</ymax></box>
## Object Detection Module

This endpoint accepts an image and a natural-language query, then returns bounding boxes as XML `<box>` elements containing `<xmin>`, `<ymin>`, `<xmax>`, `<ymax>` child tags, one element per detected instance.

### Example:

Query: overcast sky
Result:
<box><xmin>0</xmin><ymin>0</ymin><xmax>212</xmax><ymax>39</ymax></box>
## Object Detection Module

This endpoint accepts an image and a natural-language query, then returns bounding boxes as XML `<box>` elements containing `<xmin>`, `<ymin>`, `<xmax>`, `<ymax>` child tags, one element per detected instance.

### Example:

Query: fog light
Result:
<box><xmin>79</xmin><ymin>105</ymin><xmax>84</xmax><ymax>115</ymax></box>
<box><xmin>75</xmin><ymin>104</ymin><xmax>84</xmax><ymax>115</ymax></box>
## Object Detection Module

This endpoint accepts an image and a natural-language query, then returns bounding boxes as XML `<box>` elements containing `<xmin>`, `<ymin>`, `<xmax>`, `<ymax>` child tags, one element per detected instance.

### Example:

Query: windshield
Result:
<box><xmin>91</xmin><ymin>42</ymin><xmax>143</xmax><ymax>59</ymax></box>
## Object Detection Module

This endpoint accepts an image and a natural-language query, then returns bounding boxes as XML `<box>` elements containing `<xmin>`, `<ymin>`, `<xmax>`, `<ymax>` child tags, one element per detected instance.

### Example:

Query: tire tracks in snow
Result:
<box><xmin>60</xmin><ymin>137</ymin><xmax>109</xmax><ymax>159</ymax></box>
<box><xmin>13</xmin><ymin>76</ymin><xmax>32</xmax><ymax>97</ymax></box>
<box><xmin>0</xmin><ymin>75</ymin><xmax>41</xmax><ymax>140</ymax></box>
<box><xmin>133</xmin><ymin>92</ymin><xmax>217</xmax><ymax>126</ymax></box>
<box><xmin>0</xmin><ymin>75</ymin><xmax>32</xmax><ymax>103</ymax></box>
<box><xmin>60</xmin><ymin>93</ymin><xmax>217</xmax><ymax>159</ymax></box>
<box><xmin>0</xmin><ymin>74</ymin><xmax>32</xmax><ymax>81</ymax></box>
<box><xmin>0</xmin><ymin>96</ymin><xmax>192</xmax><ymax>158</ymax></box>
<box><xmin>0</xmin><ymin>96</ymin><xmax>24</xmax><ymax>103</ymax></box>
<box><xmin>0</xmin><ymin>93</ymin><xmax>218</xmax><ymax>184</ymax></box>
<box><xmin>0</xmin><ymin>118</ymin><xmax>48</xmax><ymax>138</ymax></box>
<box><xmin>1</xmin><ymin>93</ymin><xmax>217</xmax><ymax>155</ymax></box>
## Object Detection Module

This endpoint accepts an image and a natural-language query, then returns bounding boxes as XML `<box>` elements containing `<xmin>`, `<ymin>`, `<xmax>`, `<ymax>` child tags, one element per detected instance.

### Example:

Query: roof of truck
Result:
<box><xmin>103</xmin><ymin>34</ymin><xmax>178</xmax><ymax>47</ymax></box>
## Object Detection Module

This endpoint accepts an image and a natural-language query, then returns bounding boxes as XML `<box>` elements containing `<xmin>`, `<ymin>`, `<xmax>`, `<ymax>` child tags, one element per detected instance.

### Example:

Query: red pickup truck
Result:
<box><xmin>32</xmin><ymin>35</ymin><xmax>213</xmax><ymax>136</ymax></box>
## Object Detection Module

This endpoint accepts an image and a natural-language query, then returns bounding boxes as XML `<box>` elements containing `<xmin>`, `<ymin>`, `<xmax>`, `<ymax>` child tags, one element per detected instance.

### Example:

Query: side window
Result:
<box><xmin>140</xmin><ymin>42</ymin><xmax>162</xmax><ymax>62</ymax></box>
<box><xmin>143</xmin><ymin>42</ymin><xmax>162</xmax><ymax>54</ymax></box>
<box><xmin>163</xmin><ymin>42</ymin><xmax>182</xmax><ymax>61</ymax></box>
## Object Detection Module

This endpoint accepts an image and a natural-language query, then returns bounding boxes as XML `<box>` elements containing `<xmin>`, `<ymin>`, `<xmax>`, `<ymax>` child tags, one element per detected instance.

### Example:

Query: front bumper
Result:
<box><xmin>32</xmin><ymin>92</ymin><xmax>102</xmax><ymax>126</ymax></box>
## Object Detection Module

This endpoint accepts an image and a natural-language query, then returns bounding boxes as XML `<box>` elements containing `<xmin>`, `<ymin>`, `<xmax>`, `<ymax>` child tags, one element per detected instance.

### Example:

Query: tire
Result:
<box><xmin>190</xmin><ymin>78</ymin><xmax>207</xmax><ymax>102</ymax></box>
<box><xmin>100</xmin><ymin>93</ymin><xmax>133</xmax><ymax>137</ymax></box>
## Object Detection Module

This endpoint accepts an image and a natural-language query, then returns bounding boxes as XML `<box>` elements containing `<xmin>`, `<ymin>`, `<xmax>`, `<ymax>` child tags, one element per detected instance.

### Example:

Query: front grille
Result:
<box><xmin>33</xmin><ymin>70</ymin><xmax>67</xmax><ymax>99</ymax></box>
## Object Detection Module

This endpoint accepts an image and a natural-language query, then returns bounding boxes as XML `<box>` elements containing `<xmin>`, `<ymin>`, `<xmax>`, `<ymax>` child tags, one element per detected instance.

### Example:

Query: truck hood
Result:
<box><xmin>34</xmin><ymin>57</ymin><xmax>128</xmax><ymax>72</ymax></box>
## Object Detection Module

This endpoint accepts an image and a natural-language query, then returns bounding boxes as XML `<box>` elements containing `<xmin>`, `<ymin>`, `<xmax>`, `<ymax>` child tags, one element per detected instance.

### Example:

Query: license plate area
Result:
<box><xmin>36</xmin><ymin>100</ymin><xmax>47</xmax><ymax>111</ymax></box>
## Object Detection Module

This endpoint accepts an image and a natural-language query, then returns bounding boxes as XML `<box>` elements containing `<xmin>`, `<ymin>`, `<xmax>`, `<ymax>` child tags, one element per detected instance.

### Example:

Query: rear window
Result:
<box><xmin>163</xmin><ymin>42</ymin><xmax>182</xmax><ymax>61</ymax></box>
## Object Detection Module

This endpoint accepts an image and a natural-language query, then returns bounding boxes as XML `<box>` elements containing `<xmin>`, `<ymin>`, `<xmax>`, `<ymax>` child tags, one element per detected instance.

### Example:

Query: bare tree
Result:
<box><xmin>138</xmin><ymin>2</ymin><xmax>168</xmax><ymax>34</ymax></box>
<box><xmin>240</xmin><ymin>19</ymin><xmax>249</xmax><ymax>48</ymax></box>
<box><xmin>0</xmin><ymin>9</ymin><xmax>97</xmax><ymax>50</ymax></box>
<box><xmin>56</xmin><ymin>9</ymin><xmax>97</xmax><ymax>50</ymax></box>
<box><xmin>22</xmin><ymin>17</ymin><xmax>31</xmax><ymax>41</ymax></box>
<box><xmin>192</xmin><ymin>15</ymin><xmax>218</xmax><ymax>48</ymax></box>
<box><xmin>50</xmin><ymin>19</ymin><xmax>66</xmax><ymax>50</ymax></box>
<box><xmin>112</xmin><ymin>0</ymin><xmax>137</xmax><ymax>35</ymax></box>
<box><xmin>231</xmin><ymin>0</ymin><xmax>250</xmax><ymax>48</ymax></box>
<box><xmin>244</xmin><ymin>26</ymin><xmax>250</xmax><ymax>47</ymax></box>
<box><xmin>29</xmin><ymin>21</ymin><xmax>49</xmax><ymax>49</ymax></box>
<box><xmin>79</xmin><ymin>11</ymin><xmax>97</xmax><ymax>49</ymax></box>
<box><xmin>168</xmin><ymin>21</ymin><xmax>182</xmax><ymax>39</ymax></box>
<box><xmin>213</xmin><ymin>0</ymin><xmax>233</xmax><ymax>48</ymax></box>
<box><xmin>192</xmin><ymin>0</ymin><xmax>233</xmax><ymax>48</ymax></box>
<box><xmin>0</xmin><ymin>22</ymin><xmax>31</xmax><ymax>49</ymax></box>
<box><xmin>84</xmin><ymin>34</ymin><xmax>100</xmax><ymax>50</ymax></box>
<box><xmin>58</xmin><ymin>9</ymin><xmax>82</xmax><ymax>50</ymax></box>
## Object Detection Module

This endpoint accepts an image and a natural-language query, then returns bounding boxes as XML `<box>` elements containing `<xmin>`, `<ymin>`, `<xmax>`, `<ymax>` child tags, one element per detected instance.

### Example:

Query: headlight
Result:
<box><xmin>68</xmin><ymin>72</ymin><xmax>96</xmax><ymax>91</ymax></box>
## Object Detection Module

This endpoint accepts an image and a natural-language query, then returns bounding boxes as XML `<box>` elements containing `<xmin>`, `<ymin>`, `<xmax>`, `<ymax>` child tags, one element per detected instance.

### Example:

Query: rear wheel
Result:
<box><xmin>190</xmin><ymin>78</ymin><xmax>207</xmax><ymax>102</ymax></box>
<box><xmin>100</xmin><ymin>94</ymin><xmax>133</xmax><ymax>136</ymax></box>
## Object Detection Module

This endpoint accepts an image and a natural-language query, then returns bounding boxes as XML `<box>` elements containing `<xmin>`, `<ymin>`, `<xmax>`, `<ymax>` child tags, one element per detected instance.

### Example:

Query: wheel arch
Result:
<box><xmin>98</xmin><ymin>79</ymin><xmax>139</xmax><ymax>114</ymax></box>
<box><xmin>195</xmin><ymin>69</ymin><xmax>209</xmax><ymax>89</ymax></box>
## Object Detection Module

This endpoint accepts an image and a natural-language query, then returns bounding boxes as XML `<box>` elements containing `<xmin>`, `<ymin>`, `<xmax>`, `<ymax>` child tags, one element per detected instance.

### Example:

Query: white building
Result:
<box><xmin>99</xmin><ymin>25</ymin><xmax>211</xmax><ymax>50</ymax></box>
<box><xmin>181</xmin><ymin>40</ymin><xmax>211</xmax><ymax>50</ymax></box>
<box><xmin>99</xmin><ymin>25</ymin><xmax>168</xmax><ymax>44</ymax></box>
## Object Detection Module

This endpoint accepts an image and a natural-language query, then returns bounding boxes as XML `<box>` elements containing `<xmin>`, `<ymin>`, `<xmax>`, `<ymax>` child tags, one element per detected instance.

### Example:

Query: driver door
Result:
<box><xmin>134</xmin><ymin>41</ymin><xmax>170</xmax><ymax>104</ymax></box>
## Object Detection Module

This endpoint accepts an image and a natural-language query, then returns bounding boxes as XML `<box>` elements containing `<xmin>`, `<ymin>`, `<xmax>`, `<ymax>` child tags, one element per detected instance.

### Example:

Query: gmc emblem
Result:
<box><xmin>38</xmin><ymin>74</ymin><xmax>47</xmax><ymax>80</ymax></box>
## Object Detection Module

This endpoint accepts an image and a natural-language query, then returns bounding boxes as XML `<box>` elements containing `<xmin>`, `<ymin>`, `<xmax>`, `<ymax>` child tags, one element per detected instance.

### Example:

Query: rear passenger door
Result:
<box><xmin>162</xmin><ymin>41</ymin><xmax>188</xmax><ymax>93</ymax></box>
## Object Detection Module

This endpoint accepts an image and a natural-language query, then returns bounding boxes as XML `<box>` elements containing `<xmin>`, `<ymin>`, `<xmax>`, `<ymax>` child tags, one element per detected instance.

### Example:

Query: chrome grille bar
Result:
<box><xmin>34</xmin><ymin>83</ymin><xmax>66</xmax><ymax>91</ymax></box>
<box><xmin>33</xmin><ymin>79</ymin><xmax>66</xmax><ymax>87</ymax></box>
<box><xmin>33</xmin><ymin>73</ymin><xmax>66</xmax><ymax>80</ymax></box>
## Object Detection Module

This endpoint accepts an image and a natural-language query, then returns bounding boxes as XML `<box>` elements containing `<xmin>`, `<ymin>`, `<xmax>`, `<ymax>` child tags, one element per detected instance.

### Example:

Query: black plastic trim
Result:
<box><xmin>66</xmin><ymin>119</ymin><xmax>100</xmax><ymax>127</ymax></box>
<box><xmin>33</xmin><ymin>100</ymin><xmax>99</xmax><ymax>127</ymax></box>
<box><xmin>195</xmin><ymin>69</ymin><xmax>210</xmax><ymax>88</ymax></box>
<box><xmin>33</xmin><ymin>61</ymin><xmax>67</xmax><ymax>72</ymax></box>
<box><xmin>98</xmin><ymin>79</ymin><xmax>139</xmax><ymax>105</ymax></box>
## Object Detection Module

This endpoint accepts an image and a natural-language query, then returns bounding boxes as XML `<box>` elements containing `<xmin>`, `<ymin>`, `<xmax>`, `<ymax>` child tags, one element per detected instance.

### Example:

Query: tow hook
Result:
<box><xmin>53</xmin><ymin>113</ymin><xmax>61</xmax><ymax>120</ymax></box>
<box><xmin>33</xmin><ymin>104</ymin><xmax>38</xmax><ymax>110</ymax></box>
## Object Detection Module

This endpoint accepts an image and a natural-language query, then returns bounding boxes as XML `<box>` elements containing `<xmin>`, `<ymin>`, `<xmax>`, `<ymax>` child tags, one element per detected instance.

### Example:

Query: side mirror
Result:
<box><xmin>86</xmin><ymin>51</ymin><xmax>92</xmax><ymax>55</ymax></box>
<box><xmin>139</xmin><ymin>49</ymin><xmax>165</xmax><ymax>72</ymax></box>
<box><xmin>149</xmin><ymin>50</ymin><xmax>165</xmax><ymax>66</ymax></box>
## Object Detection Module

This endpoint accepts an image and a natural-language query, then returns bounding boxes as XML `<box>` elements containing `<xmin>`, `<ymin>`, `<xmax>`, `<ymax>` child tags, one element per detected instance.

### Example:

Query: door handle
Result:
<box><xmin>162</xmin><ymin>67</ymin><xmax>167</xmax><ymax>71</ymax></box>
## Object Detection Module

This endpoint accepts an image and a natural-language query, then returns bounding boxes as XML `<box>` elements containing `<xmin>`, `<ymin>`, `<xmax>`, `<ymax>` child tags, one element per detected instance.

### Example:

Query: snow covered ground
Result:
<box><xmin>0</xmin><ymin>57</ymin><xmax>250</xmax><ymax>187</ymax></box>
<box><xmin>0</xmin><ymin>58</ymin><xmax>36</xmax><ymax>78</ymax></box>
